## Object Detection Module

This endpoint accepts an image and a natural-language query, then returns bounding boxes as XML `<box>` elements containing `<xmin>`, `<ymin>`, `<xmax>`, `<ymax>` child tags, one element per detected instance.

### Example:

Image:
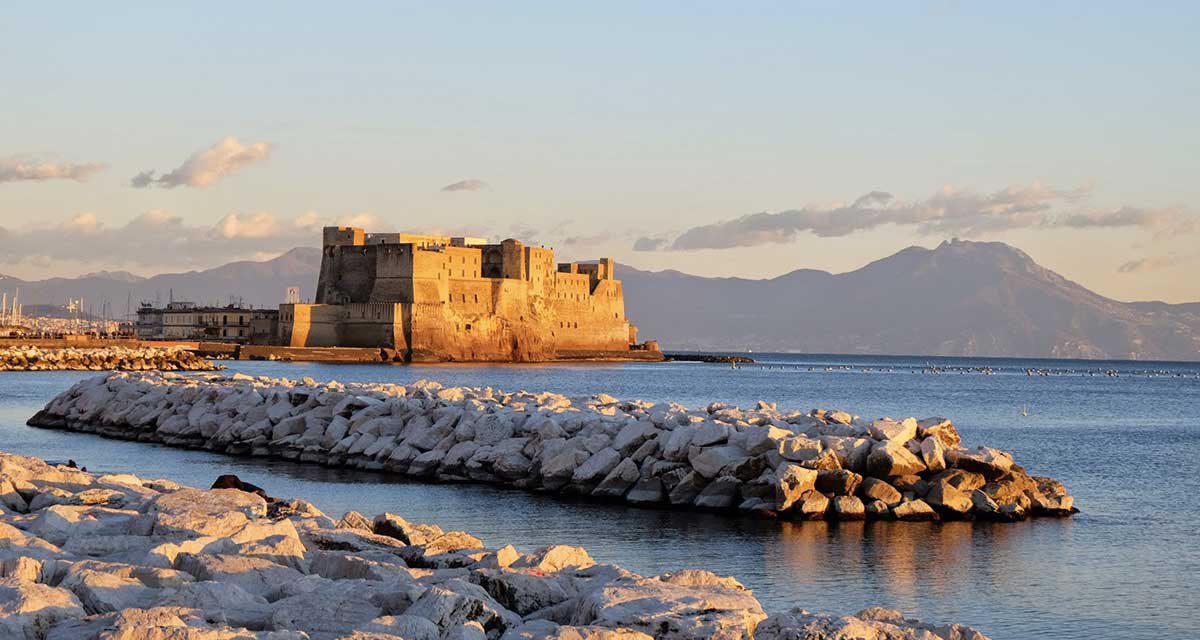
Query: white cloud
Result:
<box><xmin>0</xmin><ymin>210</ymin><xmax>375</xmax><ymax>272</ymax></box>
<box><xmin>441</xmin><ymin>179</ymin><xmax>487</xmax><ymax>192</ymax></box>
<box><xmin>634</xmin><ymin>182</ymin><xmax>1196</xmax><ymax>251</ymax></box>
<box><xmin>0</xmin><ymin>156</ymin><xmax>105</xmax><ymax>184</ymax></box>
<box><xmin>131</xmin><ymin>137</ymin><xmax>273</xmax><ymax>188</ymax></box>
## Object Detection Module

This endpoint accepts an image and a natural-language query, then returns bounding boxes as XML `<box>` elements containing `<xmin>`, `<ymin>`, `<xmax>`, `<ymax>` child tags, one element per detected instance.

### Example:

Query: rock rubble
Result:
<box><xmin>28</xmin><ymin>372</ymin><xmax>1075</xmax><ymax>523</ymax></box>
<box><xmin>0</xmin><ymin>346</ymin><xmax>220</xmax><ymax>372</ymax></box>
<box><xmin>0</xmin><ymin>450</ymin><xmax>991</xmax><ymax>639</ymax></box>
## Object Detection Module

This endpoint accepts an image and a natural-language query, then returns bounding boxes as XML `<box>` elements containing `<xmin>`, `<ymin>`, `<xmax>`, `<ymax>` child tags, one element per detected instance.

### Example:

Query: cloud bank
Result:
<box><xmin>0</xmin><ymin>210</ymin><xmax>380</xmax><ymax>272</ymax></box>
<box><xmin>635</xmin><ymin>183</ymin><xmax>1196</xmax><ymax>251</ymax></box>
<box><xmin>0</xmin><ymin>157</ymin><xmax>106</xmax><ymax>184</ymax></box>
<box><xmin>441</xmin><ymin>179</ymin><xmax>487</xmax><ymax>192</ymax></box>
<box><xmin>132</xmin><ymin>137</ymin><xmax>273</xmax><ymax>188</ymax></box>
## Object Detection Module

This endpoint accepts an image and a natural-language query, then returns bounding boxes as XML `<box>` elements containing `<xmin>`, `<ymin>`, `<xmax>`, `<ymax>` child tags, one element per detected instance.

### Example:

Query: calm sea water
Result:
<box><xmin>2</xmin><ymin>354</ymin><xmax>1198</xmax><ymax>640</ymax></box>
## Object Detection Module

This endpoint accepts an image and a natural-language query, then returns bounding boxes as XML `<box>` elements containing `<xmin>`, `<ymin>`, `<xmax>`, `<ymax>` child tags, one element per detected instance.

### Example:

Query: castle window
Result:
<box><xmin>465</xmin><ymin>323</ymin><xmax>472</xmax><ymax>332</ymax></box>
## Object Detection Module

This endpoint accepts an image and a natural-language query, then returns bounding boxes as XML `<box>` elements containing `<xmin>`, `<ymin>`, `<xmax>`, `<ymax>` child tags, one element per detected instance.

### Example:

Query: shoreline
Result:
<box><xmin>28</xmin><ymin>371</ymin><xmax>1075</xmax><ymax>525</ymax></box>
<box><xmin>0</xmin><ymin>449</ymin><xmax>992</xmax><ymax>639</ymax></box>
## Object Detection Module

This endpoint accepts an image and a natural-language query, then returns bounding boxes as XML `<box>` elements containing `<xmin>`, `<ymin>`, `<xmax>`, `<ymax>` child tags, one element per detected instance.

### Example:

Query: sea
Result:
<box><xmin>2</xmin><ymin>353</ymin><xmax>1198</xmax><ymax>640</ymax></box>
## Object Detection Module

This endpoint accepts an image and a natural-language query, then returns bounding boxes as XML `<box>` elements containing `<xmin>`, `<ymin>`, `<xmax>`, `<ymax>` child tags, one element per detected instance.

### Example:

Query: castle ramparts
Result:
<box><xmin>279</xmin><ymin>226</ymin><xmax>652</xmax><ymax>362</ymax></box>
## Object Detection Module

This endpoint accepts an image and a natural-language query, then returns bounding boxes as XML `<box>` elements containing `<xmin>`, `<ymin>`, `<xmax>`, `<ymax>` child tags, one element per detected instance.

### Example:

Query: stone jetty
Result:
<box><xmin>0</xmin><ymin>346</ymin><xmax>220</xmax><ymax>372</ymax></box>
<box><xmin>0</xmin><ymin>450</ymin><xmax>991</xmax><ymax>639</ymax></box>
<box><xmin>28</xmin><ymin>372</ymin><xmax>1075</xmax><ymax>523</ymax></box>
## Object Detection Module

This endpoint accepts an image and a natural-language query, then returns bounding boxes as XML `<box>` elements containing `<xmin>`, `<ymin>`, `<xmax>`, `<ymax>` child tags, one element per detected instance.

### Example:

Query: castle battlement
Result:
<box><xmin>281</xmin><ymin>226</ymin><xmax>638</xmax><ymax>361</ymax></box>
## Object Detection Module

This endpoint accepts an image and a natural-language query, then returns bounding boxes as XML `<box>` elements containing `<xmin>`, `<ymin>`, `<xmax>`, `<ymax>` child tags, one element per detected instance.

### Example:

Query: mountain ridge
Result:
<box><xmin>2</xmin><ymin>241</ymin><xmax>1197</xmax><ymax>360</ymax></box>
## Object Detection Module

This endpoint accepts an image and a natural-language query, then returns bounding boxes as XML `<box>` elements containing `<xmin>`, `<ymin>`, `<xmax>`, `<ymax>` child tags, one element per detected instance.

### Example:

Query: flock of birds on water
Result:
<box><xmin>728</xmin><ymin>362</ymin><xmax>1200</xmax><ymax>379</ymax></box>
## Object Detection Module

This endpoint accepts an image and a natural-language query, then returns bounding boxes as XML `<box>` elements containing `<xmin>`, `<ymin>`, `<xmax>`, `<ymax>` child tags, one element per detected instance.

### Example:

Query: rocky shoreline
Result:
<box><xmin>0</xmin><ymin>346</ymin><xmax>220</xmax><ymax>372</ymax></box>
<box><xmin>0</xmin><ymin>450</ymin><xmax>991</xmax><ymax>639</ymax></box>
<box><xmin>28</xmin><ymin>372</ymin><xmax>1074</xmax><ymax>523</ymax></box>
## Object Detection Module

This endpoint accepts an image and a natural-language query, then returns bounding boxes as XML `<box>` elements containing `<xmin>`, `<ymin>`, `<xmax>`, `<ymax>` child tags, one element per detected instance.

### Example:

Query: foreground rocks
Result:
<box><xmin>28</xmin><ymin>372</ymin><xmax>1075</xmax><ymax>523</ymax></box>
<box><xmin>0</xmin><ymin>451</ymin><xmax>991</xmax><ymax>639</ymax></box>
<box><xmin>0</xmin><ymin>346</ymin><xmax>221</xmax><ymax>372</ymax></box>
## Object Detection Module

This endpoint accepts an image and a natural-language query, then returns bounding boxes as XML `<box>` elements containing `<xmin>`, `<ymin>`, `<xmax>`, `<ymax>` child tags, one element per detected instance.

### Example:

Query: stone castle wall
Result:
<box><xmin>281</xmin><ymin>226</ymin><xmax>637</xmax><ymax>361</ymax></box>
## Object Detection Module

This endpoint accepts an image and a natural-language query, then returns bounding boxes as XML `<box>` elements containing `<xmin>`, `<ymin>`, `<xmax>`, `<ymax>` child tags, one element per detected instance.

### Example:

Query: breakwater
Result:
<box><xmin>0</xmin><ymin>450</ymin><xmax>990</xmax><ymax>639</ymax></box>
<box><xmin>0</xmin><ymin>346</ymin><xmax>220</xmax><ymax>371</ymax></box>
<box><xmin>28</xmin><ymin>372</ymin><xmax>1074</xmax><ymax>523</ymax></box>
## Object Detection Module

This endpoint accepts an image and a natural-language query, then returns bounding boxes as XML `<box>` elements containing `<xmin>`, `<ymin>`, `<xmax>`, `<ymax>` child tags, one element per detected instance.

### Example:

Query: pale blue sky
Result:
<box><xmin>1</xmin><ymin>3</ymin><xmax>1197</xmax><ymax>301</ymax></box>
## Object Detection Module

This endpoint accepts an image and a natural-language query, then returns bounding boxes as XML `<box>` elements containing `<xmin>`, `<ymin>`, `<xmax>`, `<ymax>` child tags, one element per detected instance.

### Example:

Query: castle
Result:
<box><xmin>278</xmin><ymin>226</ymin><xmax>654</xmax><ymax>362</ymax></box>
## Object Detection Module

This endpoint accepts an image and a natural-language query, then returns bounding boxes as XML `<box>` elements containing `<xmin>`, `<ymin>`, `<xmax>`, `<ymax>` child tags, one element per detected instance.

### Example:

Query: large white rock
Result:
<box><xmin>570</xmin><ymin>571</ymin><xmax>766</xmax><ymax>640</ymax></box>
<box><xmin>867</xmin><ymin>417</ymin><xmax>918</xmax><ymax>443</ymax></box>
<box><xmin>687</xmin><ymin>446</ymin><xmax>748</xmax><ymax>479</ymax></box>
<box><xmin>174</xmin><ymin>553</ymin><xmax>303</xmax><ymax>599</ymax></box>
<box><xmin>774</xmin><ymin>464</ymin><xmax>817</xmax><ymax>512</ymax></box>
<box><xmin>0</xmin><ymin>577</ymin><xmax>86</xmax><ymax>640</ymax></box>
<box><xmin>572</xmin><ymin>448</ymin><xmax>622</xmax><ymax>485</ymax></box>
<box><xmin>147</xmin><ymin>488</ymin><xmax>267</xmax><ymax>538</ymax></box>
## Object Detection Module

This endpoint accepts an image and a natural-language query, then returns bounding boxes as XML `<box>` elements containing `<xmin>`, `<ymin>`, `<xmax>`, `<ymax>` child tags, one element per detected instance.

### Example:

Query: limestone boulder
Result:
<box><xmin>688</xmin><ymin>446</ymin><xmax>748</xmax><ymax>480</ymax></box>
<box><xmin>471</xmin><ymin>569</ymin><xmax>573</xmax><ymax>616</ymax></box>
<box><xmin>572</xmin><ymin>448</ymin><xmax>622</xmax><ymax>486</ymax></box>
<box><xmin>354</xmin><ymin>615</ymin><xmax>441</xmax><ymax>640</ymax></box>
<box><xmin>30</xmin><ymin>504</ymin><xmax>145</xmax><ymax>547</ymax></box>
<box><xmin>147</xmin><ymin>488</ymin><xmax>267</xmax><ymax>538</ymax></box>
<box><xmin>156</xmin><ymin>580</ymin><xmax>273</xmax><ymax>629</ymax></box>
<box><xmin>831</xmin><ymin>496</ymin><xmax>865</xmax><ymax>521</ymax></box>
<box><xmin>500</xmin><ymin>620</ymin><xmax>654</xmax><ymax>639</ymax></box>
<box><xmin>309</xmin><ymin>550</ymin><xmax>413</xmax><ymax>582</ymax></box>
<box><xmin>570</xmin><ymin>571</ymin><xmax>766</xmax><ymax>640</ymax></box>
<box><xmin>624</xmin><ymin>479</ymin><xmax>664</xmax><ymax>505</ymax></box>
<box><xmin>947</xmin><ymin>447</ymin><xmax>1014</xmax><ymax>479</ymax></box>
<box><xmin>667</xmin><ymin>471</ymin><xmax>708</xmax><ymax>506</ymax></box>
<box><xmin>892</xmin><ymin>499</ymin><xmax>938</xmax><ymax>521</ymax></box>
<box><xmin>865</xmin><ymin>441</ymin><xmax>926</xmax><ymax>478</ymax></box>
<box><xmin>925</xmin><ymin>482</ymin><xmax>973</xmax><ymax>516</ymax></box>
<box><xmin>0</xmin><ymin>577</ymin><xmax>86</xmax><ymax>640</ymax></box>
<box><xmin>774</xmin><ymin>464</ymin><xmax>817</xmax><ymax>512</ymax></box>
<box><xmin>867</xmin><ymin>418</ymin><xmax>917</xmax><ymax>443</ymax></box>
<box><xmin>919</xmin><ymin>437</ymin><xmax>947</xmax><ymax>473</ymax></box>
<box><xmin>174</xmin><ymin>553</ymin><xmax>303</xmax><ymax>599</ymax></box>
<box><xmin>59</xmin><ymin>565</ymin><xmax>162</xmax><ymax>614</ymax></box>
<box><xmin>693</xmin><ymin>477</ymin><xmax>741</xmax><ymax>509</ymax></box>
<box><xmin>917</xmin><ymin>417</ymin><xmax>962</xmax><ymax>448</ymax></box>
<box><xmin>269</xmin><ymin>578</ymin><xmax>388</xmax><ymax>639</ymax></box>
<box><xmin>777</xmin><ymin>436</ymin><xmax>823</xmax><ymax>463</ymax></box>
<box><xmin>858</xmin><ymin>478</ymin><xmax>902</xmax><ymax>507</ymax></box>
<box><xmin>404</xmin><ymin>579</ymin><xmax>520</xmax><ymax>636</ymax></box>
<box><xmin>515</xmin><ymin>545</ymin><xmax>596</xmax><ymax>574</ymax></box>
<box><xmin>815</xmin><ymin>469</ymin><xmax>861</xmax><ymax>496</ymax></box>
<box><xmin>591</xmin><ymin>458</ymin><xmax>640</xmax><ymax>499</ymax></box>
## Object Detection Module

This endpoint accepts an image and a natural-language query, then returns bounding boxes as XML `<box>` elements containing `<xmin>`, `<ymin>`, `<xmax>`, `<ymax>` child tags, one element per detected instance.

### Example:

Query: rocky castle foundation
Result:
<box><xmin>279</xmin><ymin>227</ymin><xmax>651</xmax><ymax>362</ymax></box>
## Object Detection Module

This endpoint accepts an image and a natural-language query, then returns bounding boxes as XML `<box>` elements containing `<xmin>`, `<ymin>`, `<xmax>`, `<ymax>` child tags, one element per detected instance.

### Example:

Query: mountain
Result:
<box><xmin>619</xmin><ymin>240</ymin><xmax>1200</xmax><ymax>361</ymax></box>
<box><xmin>0</xmin><ymin>247</ymin><xmax>323</xmax><ymax>313</ymax></box>
<box><xmin>5</xmin><ymin>240</ymin><xmax>1198</xmax><ymax>360</ymax></box>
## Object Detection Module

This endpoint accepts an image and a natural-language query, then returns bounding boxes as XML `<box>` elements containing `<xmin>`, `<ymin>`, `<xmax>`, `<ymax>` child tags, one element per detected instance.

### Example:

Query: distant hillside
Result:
<box><xmin>0</xmin><ymin>247</ymin><xmax>322</xmax><ymax>313</ymax></box>
<box><xmin>5</xmin><ymin>241</ymin><xmax>1198</xmax><ymax>360</ymax></box>
<box><xmin>619</xmin><ymin>240</ymin><xmax>1200</xmax><ymax>361</ymax></box>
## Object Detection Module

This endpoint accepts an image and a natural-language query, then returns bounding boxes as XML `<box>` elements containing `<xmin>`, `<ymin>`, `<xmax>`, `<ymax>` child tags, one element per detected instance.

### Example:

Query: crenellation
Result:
<box><xmin>282</xmin><ymin>226</ymin><xmax>648</xmax><ymax>361</ymax></box>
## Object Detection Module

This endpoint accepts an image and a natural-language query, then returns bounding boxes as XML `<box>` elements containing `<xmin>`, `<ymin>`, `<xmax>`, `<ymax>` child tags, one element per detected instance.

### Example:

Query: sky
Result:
<box><xmin>1</xmin><ymin>3</ymin><xmax>1198</xmax><ymax>302</ymax></box>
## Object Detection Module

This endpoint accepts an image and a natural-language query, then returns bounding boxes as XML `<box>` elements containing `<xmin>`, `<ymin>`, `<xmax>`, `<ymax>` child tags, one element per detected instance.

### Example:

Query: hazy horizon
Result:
<box><xmin>2</xmin><ymin>4</ymin><xmax>1198</xmax><ymax>302</ymax></box>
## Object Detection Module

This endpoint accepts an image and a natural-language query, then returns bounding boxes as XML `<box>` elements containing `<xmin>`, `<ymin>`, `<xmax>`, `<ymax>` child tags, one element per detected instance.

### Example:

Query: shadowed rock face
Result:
<box><xmin>0</xmin><ymin>450</ymin><xmax>991</xmax><ymax>639</ymax></box>
<box><xmin>29</xmin><ymin>372</ymin><xmax>1076</xmax><ymax>524</ymax></box>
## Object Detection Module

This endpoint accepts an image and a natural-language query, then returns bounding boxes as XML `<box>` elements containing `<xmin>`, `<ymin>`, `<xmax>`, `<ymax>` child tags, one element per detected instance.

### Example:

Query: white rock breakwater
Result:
<box><xmin>28</xmin><ymin>372</ymin><xmax>1075</xmax><ymax>524</ymax></box>
<box><xmin>0</xmin><ymin>451</ymin><xmax>991</xmax><ymax>639</ymax></box>
<box><xmin>0</xmin><ymin>346</ymin><xmax>221</xmax><ymax>371</ymax></box>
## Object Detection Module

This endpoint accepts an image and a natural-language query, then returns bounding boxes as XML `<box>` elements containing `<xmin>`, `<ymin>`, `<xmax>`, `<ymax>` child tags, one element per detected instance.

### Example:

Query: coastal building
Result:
<box><xmin>279</xmin><ymin>226</ymin><xmax>651</xmax><ymax>361</ymax></box>
<box><xmin>136</xmin><ymin>302</ymin><xmax>278</xmax><ymax>344</ymax></box>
